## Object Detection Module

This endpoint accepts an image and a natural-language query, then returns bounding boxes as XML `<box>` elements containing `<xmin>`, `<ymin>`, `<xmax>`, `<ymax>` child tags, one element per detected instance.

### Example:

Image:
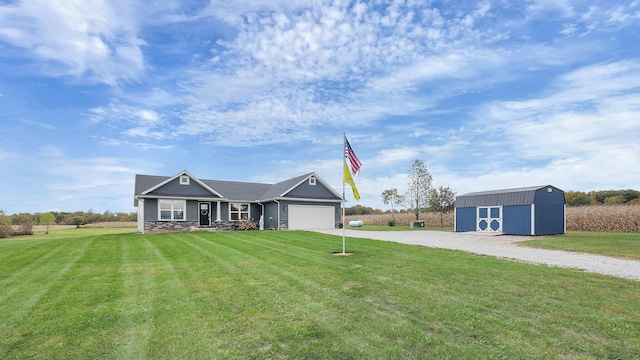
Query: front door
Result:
<box><xmin>199</xmin><ymin>203</ymin><xmax>210</xmax><ymax>226</ymax></box>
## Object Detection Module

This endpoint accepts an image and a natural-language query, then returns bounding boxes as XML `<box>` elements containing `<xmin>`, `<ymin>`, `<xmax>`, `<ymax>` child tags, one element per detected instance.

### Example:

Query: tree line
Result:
<box><xmin>6</xmin><ymin>209</ymin><xmax>137</xmax><ymax>226</ymax></box>
<box><xmin>565</xmin><ymin>190</ymin><xmax>640</xmax><ymax>207</ymax></box>
<box><xmin>0</xmin><ymin>209</ymin><xmax>137</xmax><ymax>238</ymax></box>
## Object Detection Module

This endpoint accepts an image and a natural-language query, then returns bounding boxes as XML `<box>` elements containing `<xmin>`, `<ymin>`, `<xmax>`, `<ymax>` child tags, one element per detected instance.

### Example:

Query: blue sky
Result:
<box><xmin>1</xmin><ymin>0</ymin><xmax>639</xmax><ymax>215</ymax></box>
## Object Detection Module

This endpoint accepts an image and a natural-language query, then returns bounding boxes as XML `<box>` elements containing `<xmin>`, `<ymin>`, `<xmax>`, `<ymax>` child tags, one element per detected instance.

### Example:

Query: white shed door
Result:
<box><xmin>288</xmin><ymin>205</ymin><xmax>335</xmax><ymax>230</ymax></box>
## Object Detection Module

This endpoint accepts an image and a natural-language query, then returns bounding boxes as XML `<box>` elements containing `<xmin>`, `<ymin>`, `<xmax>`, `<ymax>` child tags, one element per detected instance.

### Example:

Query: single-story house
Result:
<box><xmin>134</xmin><ymin>170</ymin><xmax>343</xmax><ymax>233</ymax></box>
<box><xmin>454</xmin><ymin>185</ymin><xmax>566</xmax><ymax>235</ymax></box>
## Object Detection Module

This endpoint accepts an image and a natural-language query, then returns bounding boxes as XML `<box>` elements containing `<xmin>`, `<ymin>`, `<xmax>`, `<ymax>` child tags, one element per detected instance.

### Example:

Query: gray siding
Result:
<box><xmin>150</xmin><ymin>177</ymin><xmax>220</xmax><ymax>198</ymax></box>
<box><xmin>263</xmin><ymin>202</ymin><xmax>279</xmax><ymax>229</ymax></box>
<box><xmin>144</xmin><ymin>199</ymin><xmax>158</xmax><ymax>221</ymax></box>
<box><xmin>286</xmin><ymin>179</ymin><xmax>340</xmax><ymax>199</ymax></box>
<box><xmin>220</xmin><ymin>202</ymin><xmax>229</xmax><ymax>221</ymax></box>
<box><xmin>143</xmin><ymin>198</ymin><xmax>198</xmax><ymax>222</ymax></box>
<box><xmin>186</xmin><ymin>200</ymin><xmax>198</xmax><ymax>221</ymax></box>
<box><xmin>250</xmin><ymin>203</ymin><xmax>261</xmax><ymax>221</ymax></box>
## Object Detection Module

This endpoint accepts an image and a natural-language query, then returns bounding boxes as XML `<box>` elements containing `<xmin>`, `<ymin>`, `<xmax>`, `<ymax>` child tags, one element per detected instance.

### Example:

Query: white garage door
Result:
<box><xmin>288</xmin><ymin>205</ymin><xmax>335</xmax><ymax>230</ymax></box>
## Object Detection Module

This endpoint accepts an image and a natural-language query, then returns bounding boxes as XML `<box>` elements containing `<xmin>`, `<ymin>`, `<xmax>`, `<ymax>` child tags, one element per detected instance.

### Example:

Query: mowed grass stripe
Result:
<box><xmin>0</xmin><ymin>236</ymin><xmax>61</xmax><ymax>262</ymax></box>
<box><xmin>167</xmin><ymin>232</ymin><xmax>366</xmax><ymax>356</ymax></box>
<box><xmin>0</xmin><ymin>236</ymin><xmax>96</xmax><ymax>355</ymax></box>
<box><xmin>187</xmin><ymin>231</ymin><xmax>640</xmax><ymax>358</ymax></box>
<box><xmin>0</xmin><ymin>237</ymin><xmax>78</xmax><ymax>291</ymax></box>
<box><xmin>172</xmin><ymin>232</ymin><xmax>489</xmax><ymax>357</ymax></box>
<box><xmin>143</xmin><ymin>235</ymin><xmax>224</xmax><ymax>358</ymax></box>
<box><xmin>1</xmin><ymin>231</ymin><xmax>639</xmax><ymax>359</ymax></box>
<box><xmin>113</xmin><ymin>236</ymin><xmax>155</xmax><ymax>359</ymax></box>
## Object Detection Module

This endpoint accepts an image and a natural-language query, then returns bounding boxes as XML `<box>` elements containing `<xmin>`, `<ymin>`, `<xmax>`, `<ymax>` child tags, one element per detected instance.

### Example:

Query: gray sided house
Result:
<box><xmin>134</xmin><ymin>170</ymin><xmax>343</xmax><ymax>233</ymax></box>
<box><xmin>455</xmin><ymin>185</ymin><xmax>566</xmax><ymax>236</ymax></box>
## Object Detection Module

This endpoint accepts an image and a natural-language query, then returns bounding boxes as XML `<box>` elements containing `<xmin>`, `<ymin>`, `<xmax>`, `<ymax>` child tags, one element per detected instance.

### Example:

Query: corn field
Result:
<box><xmin>566</xmin><ymin>205</ymin><xmax>640</xmax><ymax>232</ymax></box>
<box><xmin>345</xmin><ymin>205</ymin><xmax>640</xmax><ymax>232</ymax></box>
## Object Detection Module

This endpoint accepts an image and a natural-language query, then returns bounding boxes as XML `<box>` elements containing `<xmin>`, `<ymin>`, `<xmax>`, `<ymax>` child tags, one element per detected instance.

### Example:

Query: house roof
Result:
<box><xmin>134</xmin><ymin>171</ymin><xmax>342</xmax><ymax>204</ymax></box>
<box><xmin>259</xmin><ymin>173</ymin><xmax>312</xmax><ymax>200</ymax></box>
<box><xmin>455</xmin><ymin>185</ymin><xmax>562</xmax><ymax>207</ymax></box>
<box><xmin>201</xmin><ymin>179</ymin><xmax>272</xmax><ymax>201</ymax></box>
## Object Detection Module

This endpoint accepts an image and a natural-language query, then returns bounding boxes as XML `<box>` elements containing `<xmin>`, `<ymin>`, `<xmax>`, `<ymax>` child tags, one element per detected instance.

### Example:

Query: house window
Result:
<box><xmin>180</xmin><ymin>176</ymin><xmax>190</xmax><ymax>185</ymax></box>
<box><xmin>230</xmin><ymin>203</ymin><xmax>249</xmax><ymax>221</ymax></box>
<box><xmin>309</xmin><ymin>177</ymin><xmax>316</xmax><ymax>186</ymax></box>
<box><xmin>159</xmin><ymin>199</ymin><xmax>186</xmax><ymax>221</ymax></box>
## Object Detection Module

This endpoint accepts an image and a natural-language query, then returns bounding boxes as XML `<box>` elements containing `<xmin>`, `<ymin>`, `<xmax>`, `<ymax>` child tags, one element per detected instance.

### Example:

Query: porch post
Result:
<box><xmin>216</xmin><ymin>201</ymin><xmax>221</xmax><ymax>221</ymax></box>
<box><xmin>137</xmin><ymin>199</ymin><xmax>145</xmax><ymax>234</ymax></box>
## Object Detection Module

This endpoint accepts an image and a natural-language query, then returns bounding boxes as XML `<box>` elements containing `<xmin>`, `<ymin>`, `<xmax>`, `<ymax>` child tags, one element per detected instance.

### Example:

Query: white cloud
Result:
<box><xmin>136</xmin><ymin>110</ymin><xmax>160</xmax><ymax>123</ymax></box>
<box><xmin>453</xmin><ymin>60</ymin><xmax>640</xmax><ymax>194</ymax></box>
<box><xmin>0</xmin><ymin>0</ymin><xmax>145</xmax><ymax>85</ymax></box>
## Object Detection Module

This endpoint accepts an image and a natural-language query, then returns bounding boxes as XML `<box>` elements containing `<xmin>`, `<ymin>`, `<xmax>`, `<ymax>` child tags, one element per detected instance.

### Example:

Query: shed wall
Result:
<box><xmin>534</xmin><ymin>204</ymin><xmax>565</xmax><ymax>235</ymax></box>
<box><xmin>533</xmin><ymin>187</ymin><xmax>565</xmax><ymax>205</ymax></box>
<box><xmin>502</xmin><ymin>205</ymin><xmax>532</xmax><ymax>235</ymax></box>
<box><xmin>455</xmin><ymin>207</ymin><xmax>476</xmax><ymax>232</ymax></box>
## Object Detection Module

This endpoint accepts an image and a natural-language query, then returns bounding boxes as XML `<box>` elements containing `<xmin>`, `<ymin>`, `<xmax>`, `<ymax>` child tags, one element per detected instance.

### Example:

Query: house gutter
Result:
<box><xmin>274</xmin><ymin>199</ymin><xmax>280</xmax><ymax>230</ymax></box>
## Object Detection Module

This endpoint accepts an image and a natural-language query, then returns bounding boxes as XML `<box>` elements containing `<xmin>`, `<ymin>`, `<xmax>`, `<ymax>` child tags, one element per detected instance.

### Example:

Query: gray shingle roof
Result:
<box><xmin>201</xmin><ymin>179</ymin><xmax>272</xmax><ymax>201</ymax></box>
<box><xmin>135</xmin><ymin>172</ymin><xmax>331</xmax><ymax>202</ymax></box>
<box><xmin>259</xmin><ymin>173</ymin><xmax>311</xmax><ymax>200</ymax></box>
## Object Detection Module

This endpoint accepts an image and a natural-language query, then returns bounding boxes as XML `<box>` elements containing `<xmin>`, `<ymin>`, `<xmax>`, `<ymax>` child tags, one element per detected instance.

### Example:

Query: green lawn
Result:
<box><xmin>522</xmin><ymin>231</ymin><xmax>640</xmax><ymax>260</ymax></box>
<box><xmin>1</xmin><ymin>230</ymin><xmax>639</xmax><ymax>359</ymax></box>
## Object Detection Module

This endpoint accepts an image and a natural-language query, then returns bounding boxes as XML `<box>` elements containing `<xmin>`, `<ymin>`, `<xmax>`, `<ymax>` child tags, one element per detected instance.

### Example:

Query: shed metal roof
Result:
<box><xmin>455</xmin><ymin>185</ymin><xmax>556</xmax><ymax>207</ymax></box>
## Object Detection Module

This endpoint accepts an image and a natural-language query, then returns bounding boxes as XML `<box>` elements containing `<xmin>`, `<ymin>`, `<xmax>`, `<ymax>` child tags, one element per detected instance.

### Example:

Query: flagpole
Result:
<box><xmin>342</xmin><ymin>133</ymin><xmax>346</xmax><ymax>254</ymax></box>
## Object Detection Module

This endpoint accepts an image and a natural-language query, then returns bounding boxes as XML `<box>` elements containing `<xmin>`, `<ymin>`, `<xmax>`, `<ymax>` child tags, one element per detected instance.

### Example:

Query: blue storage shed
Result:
<box><xmin>455</xmin><ymin>185</ymin><xmax>565</xmax><ymax>235</ymax></box>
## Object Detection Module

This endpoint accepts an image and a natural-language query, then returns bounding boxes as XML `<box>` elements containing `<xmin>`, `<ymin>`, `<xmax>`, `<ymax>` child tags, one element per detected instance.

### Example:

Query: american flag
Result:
<box><xmin>344</xmin><ymin>137</ymin><xmax>362</xmax><ymax>176</ymax></box>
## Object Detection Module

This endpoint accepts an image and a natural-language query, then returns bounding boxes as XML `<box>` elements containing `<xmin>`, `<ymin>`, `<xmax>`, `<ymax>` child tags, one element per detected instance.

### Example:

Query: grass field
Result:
<box><xmin>522</xmin><ymin>231</ymin><xmax>640</xmax><ymax>260</ymax></box>
<box><xmin>1</xmin><ymin>229</ymin><xmax>639</xmax><ymax>359</ymax></box>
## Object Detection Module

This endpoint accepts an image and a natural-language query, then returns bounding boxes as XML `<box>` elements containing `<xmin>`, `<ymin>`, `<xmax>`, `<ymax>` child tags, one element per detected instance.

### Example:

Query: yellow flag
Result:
<box><xmin>344</xmin><ymin>162</ymin><xmax>361</xmax><ymax>201</ymax></box>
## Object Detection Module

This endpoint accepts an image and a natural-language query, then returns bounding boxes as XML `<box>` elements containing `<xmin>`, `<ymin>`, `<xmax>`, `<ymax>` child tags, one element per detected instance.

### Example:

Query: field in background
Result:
<box><xmin>347</xmin><ymin>205</ymin><xmax>640</xmax><ymax>232</ymax></box>
<box><xmin>1</xmin><ymin>231</ymin><xmax>639</xmax><ymax>359</ymax></box>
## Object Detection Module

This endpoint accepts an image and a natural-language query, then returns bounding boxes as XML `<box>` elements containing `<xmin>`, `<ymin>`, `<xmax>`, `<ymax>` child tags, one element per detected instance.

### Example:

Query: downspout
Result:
<box><xmin>257</xmin><ymin>201</ymin><xmax>264</xmax><ymax>230</ymax></box>
<box><xmin>274</xmin><ymin>199</ymin><xmax>280</xmax><ymax>230</ymax></box>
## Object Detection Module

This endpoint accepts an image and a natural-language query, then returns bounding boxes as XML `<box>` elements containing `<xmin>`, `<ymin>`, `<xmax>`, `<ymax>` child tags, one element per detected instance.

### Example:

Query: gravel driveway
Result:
<box><xmin>315</xmin><ymin>229</ymin><xmax>640</xmax><ymax>281</ymax></box>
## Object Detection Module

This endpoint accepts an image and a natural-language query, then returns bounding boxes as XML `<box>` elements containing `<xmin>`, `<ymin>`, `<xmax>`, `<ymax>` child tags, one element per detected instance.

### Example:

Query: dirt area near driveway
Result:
<box><xmin>314</xmin><ymin>229</ymin><xmax>640</xmax><ymax>281</ymax></box>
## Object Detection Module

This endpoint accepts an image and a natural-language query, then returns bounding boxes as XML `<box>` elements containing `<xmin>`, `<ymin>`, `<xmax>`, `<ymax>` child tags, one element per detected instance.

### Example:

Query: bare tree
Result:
<box><xmin>430</xmin><ymin>185</ymin><xmax>456</xmax><ymax>227</ymax></box>
<box><xmin>381</xmin><ymin>188</ymin><xmax>403</xmax><ymax>220</ymax></box>
<box><xmin>404</xmin><ymin>159</ymin><xmax>433</xmax><ymax>220</ymax></box>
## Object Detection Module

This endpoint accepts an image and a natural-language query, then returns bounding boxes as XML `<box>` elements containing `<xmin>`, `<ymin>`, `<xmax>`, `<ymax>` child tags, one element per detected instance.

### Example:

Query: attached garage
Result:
<box><xmin>288</xmin><ymin>205</ymin><xmax>336</xmax><ymax>230</ymax></box>
<box><xmin>455</xmin><ymin>185</ymin><xmax>566</xmax><ymax>235</ymax></box>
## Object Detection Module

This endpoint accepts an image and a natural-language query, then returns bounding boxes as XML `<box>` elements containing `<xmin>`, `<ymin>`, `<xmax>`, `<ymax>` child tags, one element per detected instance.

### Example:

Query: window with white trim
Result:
<box><xmin>159</xmin><ymin>199</ymin><xmax>186</xmax><ymax>221</ymax></box>
<box><xmin>180</xmin><ymin>176</ymin><xmax>190</xmax><ymax>185</ymax></box>
<box><xmin>309</xmin><ymin>177</ymin><xmax>316</xmax><ymax>185</ymax></box>
<box><xmin>229</xmin><ymin>203</ymin><xmax>249</xmax><ymax>221</ymax></box>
